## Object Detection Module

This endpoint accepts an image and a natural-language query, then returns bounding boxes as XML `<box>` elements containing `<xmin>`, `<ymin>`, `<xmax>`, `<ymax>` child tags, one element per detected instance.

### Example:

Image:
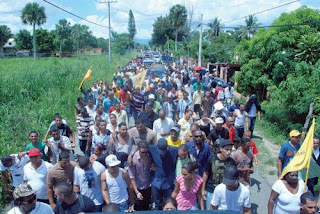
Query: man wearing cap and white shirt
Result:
<box><xmin>208</xmin><ymin>117</ymin><xmax>229</xmax><ymax>153</ymax></box>
<box><xmin>23</xmin><ymin>148</ymin><xmax>53</xmax><ymax>204</ymax></box>
<box><xmin>277</xmin><ymin>130</ymin><xmax>301</xmax><ymax>177</ymax></box>
<box><xmin>0</xmin><ymin>152</ymin><xmax>29</xmax><ymax>196</ymax></box>
<box><xmin>210</xmin><ymin>165</ymin><xmax>251</xmax><ymax>213</ymax></box>
<box><xmin>74</xmin><ymin>156</ymin><xmax>106</xmax><ymax>211</ymax></box>
<box><xmin>153</xmin><ymin>109</ymin><xmax>174</xmax><ymax>141</ymax></box>
<box><xmin>101</xmin><ymin>154</ymin><xmax>134</xmax><ymax>211</ymax></box>
<box><xmin>148</xmin><ymin>94</ymin><xmax>162</xmax><ymax>114</ymax></box>
<box><xmin>8</xmin><ymin>183</ymin><xmax>54</xmax><ymax>214</ymax></box>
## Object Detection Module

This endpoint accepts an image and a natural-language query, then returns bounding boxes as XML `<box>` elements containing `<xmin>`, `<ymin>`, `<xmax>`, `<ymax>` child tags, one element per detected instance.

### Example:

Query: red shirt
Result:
<box><xmin>119</xmin><ymin>89</ymin><xmax>126</xmax><ymax>104</ymax></box>
<box><xmin>109</xmin><ymin>106</ymin><xmax>124</xmax><ymax>114</ymax></box>
<box><xmin>223</xmin><ymin>124</ymin><xmax>236</xmax><ymax>143</ymax></box>
<box><xmin>251</xmin><ymin>140</ymin><xmax>259</xmax><ymax>155</ymax></box>
<box><xmin>214</xmin><ymin>87</ymin><xmax>225</xmax><ymax>102</ymax></box>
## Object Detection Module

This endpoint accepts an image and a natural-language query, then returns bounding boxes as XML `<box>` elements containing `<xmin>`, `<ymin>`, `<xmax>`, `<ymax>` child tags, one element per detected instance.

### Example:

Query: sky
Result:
<box><xmin>0</xmin><ymin>0</ymin><xmax>319</xmax><ymax>40</ymax></box>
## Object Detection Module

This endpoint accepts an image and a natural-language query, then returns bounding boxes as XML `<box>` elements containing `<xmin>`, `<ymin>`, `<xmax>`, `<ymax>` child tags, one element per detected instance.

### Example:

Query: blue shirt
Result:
<box><xmin>103</xmin><ymin>97</ymin><xmax>119</xmax><ymax>113</ymax></box>
<box><xmin>148</xmin><ymin>145</ymin><xmax>178</xmax><ymax>190</ymax></box>
<box><xmin>279</xmin><ymin>141</ymin><xmax>301</xmax><ymax>170</ymax></box>
<box><xmin>186</xmin><ymin>141</ymin><xmax>211</xmax><ymax>176</ymax></box>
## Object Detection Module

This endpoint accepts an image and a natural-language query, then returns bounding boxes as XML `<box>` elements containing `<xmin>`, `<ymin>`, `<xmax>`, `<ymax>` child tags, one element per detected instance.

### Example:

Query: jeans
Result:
<box><xmin>235</xmin><ymin>126</ymin><xmax>244</xmax><ymax>138</ymax></box>
<box><xmin>307</xmin><ymin>177</ymin><xmax>318</xmax><ymax>195</ymax></box>
<box><xmin>134</xmin><ymin>187</ymin><xmax>152</xmax><ymax>211</ymax></box>
<box><xmin>117</xmin><ymin>201</ymin><xmax>128</xmax><ymax>211</ymax></box>
<box><xmin>79</xmin><ymin>139</ymin><xmax>87</xmax><ymax>153</ymax></box>
<box><xmin>151</xmin><ymin>185</ymin><xmax>173</xmax><ymax>210</ymax></box>
<box><xmin>132</xmin><ymin>110</ymin><xmax>139</xmax><ymax>122</ymax></box>
<box><xmin>205</xmin><ymin>191</ymin><xmax>213</xmax><ymax>210</ymax></box>
<box><xmin>123</xmin><ymin>106</ymin><xmax>131</xmax><ymax>121</ymax></box>
<box><xmin>248</xmin><ymin>117</ymin><xmax>256</xmax><ymax>135</ymax></box>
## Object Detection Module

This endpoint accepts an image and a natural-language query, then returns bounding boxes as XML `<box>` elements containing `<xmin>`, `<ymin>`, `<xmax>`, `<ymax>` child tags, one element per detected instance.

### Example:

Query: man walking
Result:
<box><xmin>153</xmin><ymin>109</ymin><xmax>174</xmax><ymax>140</ymax></box>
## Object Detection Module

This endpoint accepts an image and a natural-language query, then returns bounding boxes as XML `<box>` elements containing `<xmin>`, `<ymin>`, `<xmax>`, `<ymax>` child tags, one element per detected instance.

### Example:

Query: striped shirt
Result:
<box><xmin>176</xmin><ymin>174</ymin><xmax>203</xmax><ymax>210</ymax></box>
<box><xmin>130</xmin><ymin>91</ymin><xmax>144</xmax><ymax>112</ymax></box>
<box><xmin>76</xmin><ymin>115</ymin><xmax>94</xmax><ymax>140</ymax></box>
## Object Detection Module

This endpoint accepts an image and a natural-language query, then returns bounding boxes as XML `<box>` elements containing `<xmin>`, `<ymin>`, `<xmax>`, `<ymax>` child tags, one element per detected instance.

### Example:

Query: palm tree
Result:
<box><xmin>207</xmin><ymin>17</ymin><xmax>222</xmax><ymax>39</ymax></box>
<box><xmin>0</xmin><ymin>25</ymin><xmax>12</xmax><ymax>58</ymax></box>
<box><xmin>169</xmin><ymin>4</ymin><xmax>187</xmax><ymax>52</ymax></box>
<box><xmin>21</xmin><ymin>2</ymin><xmax>46</xmax><ymax>59</ymax></box>
<box><xmin>239</xmin><ymin>15</ymin><xmax>260</xmax><ymax>39</ymax></box>
<box><xmin>56</xmin><ymin>19</ymin><xmax>72</xmax><ymax>57</ymax></box>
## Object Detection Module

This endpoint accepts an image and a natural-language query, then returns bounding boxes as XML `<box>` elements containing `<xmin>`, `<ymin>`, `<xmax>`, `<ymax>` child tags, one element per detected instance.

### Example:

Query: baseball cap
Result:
<box><xmin>145</xmin><ymin>102</ymin><xmax>153</xmax><ymax>108</ymax></box>
<box><xmin>222</xmin><ymin>165</ymin><xmax>239</xmax><ymax>186</ymax></box>
<box><xmin>219</xmin><ymin>139</ymin><xmax>233</xmax><ymax>147</ymax></box>
<box><xmin>78</xmin><ymin>156</ymin><xmax>90</xmax><ymax>169</ymax></box>
<box><xmin>290</xmin><ymin>130</ymin><xmax>301</xmax><ymax>138</ymax></box>
<box><xmin>28</xmin><ymin>148</ymin><xmax>41</xmax><ymax>157</ymax></box>
<box><xmin>148</xmin><ymin>94</ymin><xmax>155</xmax><ymax>99</ymax></box>
<box><xmin>157</xmin><ymin>138</ymin><xmax>168</xmax><ymax>156</ymax></box>
<box><xmin>215</xmin><ymin>117</ymin><xmax>224</xmax><ymax>124</ymax></box>
<box><xmin>105</xmin><ymin>154</ymin><xmax>121</xmax><ymax>167</ymax></box>
<box><xmin>171</xmin><ymin>126</ymin><xmax>180</xmax><ymax>133</ymax></box>
<box><xmin>13</xmin><ymin>183</ymin><xmax>36</xmax><ymax>200</ymax></box>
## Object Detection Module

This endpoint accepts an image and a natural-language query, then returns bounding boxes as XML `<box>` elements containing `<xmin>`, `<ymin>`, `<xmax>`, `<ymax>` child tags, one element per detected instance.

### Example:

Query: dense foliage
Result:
<box><xmin>234</xmin><ymin>6</ymin><xmax>320</xmax><ymax>133</ymax></box>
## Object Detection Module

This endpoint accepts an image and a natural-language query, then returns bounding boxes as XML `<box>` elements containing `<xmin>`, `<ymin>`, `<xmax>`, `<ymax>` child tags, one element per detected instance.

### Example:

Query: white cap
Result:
<box><xmin>215</xmin><ymin>117</ymin><xmax>224</xmax><ymax>124</ymax></box>
<box><xmin>148</xmin><ymin>94</ymin><xmax>155</xmax><ymax>99</ymax></box>
<box><xmin>105</xmin><ymin>154</ymin><xmax>121</xmax><ymax>167</ymax></box>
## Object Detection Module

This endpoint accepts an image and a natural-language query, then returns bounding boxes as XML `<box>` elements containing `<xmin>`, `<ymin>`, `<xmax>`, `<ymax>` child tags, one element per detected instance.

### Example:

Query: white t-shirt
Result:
<box><xmin>248</xmin><ymin>104</ymin><xmax>257</xmax><ymax>117</ymax></box>
<box><xmin>272</xmin><ymin>179</ymin><xmax>306</xmax><ymax>214</ymax></box>
<box><xmin>211</xmin><ymin>183</ymin><xmax>251</xmax><ymax>212</ymax></box>
<box><xmin>73</xmin><ymin>161</ymin><xmax>106</xmax><ymax>205</ymax></box>
<box><xmin>86</xmin><ymin>105</ymin><xmax>97</xmax><ymax>117</ymax></box>
<box><xmin>91</xmin><ymin>87</ymin><xmax>100</xmax><ymax>99</ymax></box>
<box><xmin>8</xmin><ymin>202</ymin><xmax>54</xmax><ymax>214</ymax></box>
<box><xmin>23</xmin><ymin>161</ymin><xmax>53</xmax><ymax>200</ymax></box>
<box><xmin>47</xmin><ymin>136</ymin><xmax>74</xmax><ymax>165</ymax></box>
<box><xmin>92</xmin><ymin>112</ymin><xmax>110</xmax><ymax>123</ymax></box>
<box><xmin>0</xmin><ymin>154</ymin><xmax>29</xmax><ymax>187</ymax></box>
<box><xmin>153</xmin><ymin>117</ymin><xmax>174</xmax><ymax>140</ymax></box>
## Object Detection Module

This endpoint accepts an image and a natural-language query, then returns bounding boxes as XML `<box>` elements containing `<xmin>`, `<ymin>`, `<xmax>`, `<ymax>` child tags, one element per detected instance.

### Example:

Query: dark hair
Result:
<box><xmin>118</xmin><ymin>122</ymin><xmax>127</xmax><ymax>128</ymax></box>
<box><xmin>102</xmin><ymin>203</ymin><xmax>120</xmax><ymax>212</ymax></box>
<box><xmin>178</xmin><ymin>144</ymin><xmax>188</xmax><ymax>152</ymax></box>
<box><xmin>182</xmin><ymin>162</ymin><xmax>199</xmax><ymax>173</ymax></box>
<box><xmin>242</xmin><ymin>137</ymin><xmax>251</xmax><ymax>144</ymax></box>
<box><xmin>54</xmin><ymin>182</ymin><xmax>73</xmax><ymax>196</ymax></box>
<box><xmin>192</xmin><ymin>129</ymin><xmax>202</xmax><ymax>136</ymax></box>
<box><xmin>190</xmin><ymin>123</ymin><xmax>199</xmax><ymax>130</ymax></box>
<box><xmin>138</xmin><ymin>142</ymin><xmax>149</xmax><ymax>149</ymax></box>
<box><xmin>54</xmin><ymin>114</ymin><xmax>62</xmax><ymax>119</ymax></box>
<box><xmin>162</xmin><ymin>197</ymin><xmax>177</xmax><ymax>210</ymax></box>
<box><xmin>49</xmin><ymin>125</ymin><xmax>59</xmax><ymax>133</ymax></box>
<box><xmin>59</xmin><ymin>151</ymin><xmax>70</xmax><ymax>160</ymax></box>
<box><xmin>135</xmin><ymin>117</ymin><xmax>145</xmax><ymax>125</ymax></box>
<box><xmin>233</xmin><ymin>136</ymin><xmax>241</xmax><ymax>143</ymax></box>
<box><xmin>54</xmin><ymin>113</ymin><xmax>61</xmax><ymax>117</ymax></box>
<box><xmin>95</xmin><ymin>143</ymin><xmax>106</xmax><ymax>151</ymax></box>
<box><xmin>77</xmin><ymin>97</ymin><xmax>83</xmax><ymax>102</ymax></box>
<box><xmin>300</xmin><ymin>192</ymin><xmax>315</xmax><ymax>204</ymax></box>
<box><xmin>28</xmin><ymin>130</ymin><xmax>38</xmax><ymax>136</ymax></box>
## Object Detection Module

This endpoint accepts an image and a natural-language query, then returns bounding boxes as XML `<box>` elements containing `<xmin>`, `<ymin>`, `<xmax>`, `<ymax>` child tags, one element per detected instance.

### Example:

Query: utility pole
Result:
<box><xmin>100</xmin><ymin>0</ymin><xmax>117</xmax><ymax>62</ymax></box>
<box><xmin>198</xmin><ymin>14</ymin><xmax>203</xmax><ymax>67</ymax></box>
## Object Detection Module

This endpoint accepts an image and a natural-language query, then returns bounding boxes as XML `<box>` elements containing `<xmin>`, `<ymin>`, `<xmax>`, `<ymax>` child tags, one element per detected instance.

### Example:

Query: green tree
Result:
<box><xmin>55</xmin><ymin>19</ymin><xmax>72</xmax><ymax>57</ymax></box>
<box><xmin>207</xmin><ymin>17</ymin><xmax>223</xmax><ymax>39</ymax></box>
<box><xmin>111</xmin><ymin>31</ymin><xmax>134</xmax><ymax>55</ymax></box>
<box><xmin>0</xmin><ymin>25</ymin><xmax>12</xmax><ymax>57</ymax></box>
<box><xmin>128</xmin><ymin>10</ymin><xmax>137</xmax><ymax>41</ymax></box>
<box><xmin>151</xmin><ymin>16</ymin><xmax>175</xmax><ymax>48</ymax></box>
<box><xmin>295</xmin><ymin>33</ymin><xmax>320</xmax><ymax>64</ymax></box>
<box><xmin>168</xmin><ymin>4</ymin><xmax>187</xmax><ymax>52</ymax></box>
<box><xmin>97</xmin><ymin>37</ymin><xmax>108</xmax><ymax>52</ymax></box>
<box><xmin>239</xmin><ymin>15</ymin><xmax>260</xmax><ymax>39</ymax></box>
<box><xmin>15</xmin><ymin>29</ymin><xmax>32</xmax><ymax>50</ymax></box>
<box><xmin>21</xmin><ymin>2</ymin><xmax>46</xmax><ymax>59</ymax></box>
<box><xmin>72</xmin><ymin>24</ymin><xmax>95</xmax><ymax>53</ymax></box>
<box><xmin>35</xmin><ymin>28</ymin><xmax>55</xmax><ymax>53</ymax></box>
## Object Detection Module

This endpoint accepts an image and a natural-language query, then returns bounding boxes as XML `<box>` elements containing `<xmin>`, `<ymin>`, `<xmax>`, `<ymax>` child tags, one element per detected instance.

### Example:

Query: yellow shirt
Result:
<box><xmin>114</xmin><ymin>90</ymin><xmax>120</xmax><ymax>99</ymax></box>
<box><xmin>166</xmin><ymin>136</ymin><xmax>184</xmax><ymax>147</ymax></box>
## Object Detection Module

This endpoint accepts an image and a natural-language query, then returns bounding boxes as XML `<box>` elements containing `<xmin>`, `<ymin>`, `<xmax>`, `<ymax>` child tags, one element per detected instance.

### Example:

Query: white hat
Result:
<box><xmin>148</xmin><ymin>94</ymin><xmax>155</xmax><ymax>99</ymax></box>
<box><xmin>215</xmin><ymin>117</ymin><xmax>224</xmax><ymax>124</ymax></box>
<box><xmin>105</xmin><ymin>154</ymin><xmax>121</xmax><ymax>167</ymax></box>
<box><xmin>214</xmin><ymin>101</ymin><xmax>224</xmax><ymax>111</ymax></box>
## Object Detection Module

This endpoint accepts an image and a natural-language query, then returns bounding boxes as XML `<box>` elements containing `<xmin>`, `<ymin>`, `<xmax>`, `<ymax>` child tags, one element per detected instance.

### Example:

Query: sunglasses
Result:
<box><xmin>21</xmin><ymin>194</ymin><xmax>36</xmax><ymax>204</ymax></box>
<box><xmin>194</xmin><ymin>135</ymin><xmax>202</xmax><ymax>138</ymax></box>
<box><xmin>140</xmin><ymin>151</ymin><xmax>148</xmax><ymax>154</ymax></box>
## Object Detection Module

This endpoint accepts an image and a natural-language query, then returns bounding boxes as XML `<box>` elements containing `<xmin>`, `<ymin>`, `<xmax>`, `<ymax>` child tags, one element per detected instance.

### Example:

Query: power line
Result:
<box><xmin>221</xmin><ymin>0</ymin><xmax>300</xmax><ymax>24</ymax></box>
<box><xmin>219</xmin><ymin>21</ymin><xmax>320</xmax><ymax>29</ymax></box>
<box><xmin>42</xmin><ymin>0</ymin><xmax>108</xmax><ymax>28</ymax></box>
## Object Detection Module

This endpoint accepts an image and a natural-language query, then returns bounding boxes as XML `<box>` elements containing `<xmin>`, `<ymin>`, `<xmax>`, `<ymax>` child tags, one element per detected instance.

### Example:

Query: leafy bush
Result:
<box><xmin>0</xmin><ymin>53</ymin><xmax>136</xmax><ymax>209</ymax></box>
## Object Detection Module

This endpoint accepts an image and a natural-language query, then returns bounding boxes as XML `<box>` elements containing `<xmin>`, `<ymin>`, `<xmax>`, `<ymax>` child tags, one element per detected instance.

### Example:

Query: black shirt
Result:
<box><xmin>208</xmin><ymin>127</ymin><xmax>229</xmax><ymax>144</ymax></box>
<box><xmin>204</xmin><ymin>154</ymin><xmax>236</xmax><ymax>193</ymax></box>
<box><xmin>56</xmin><ymin>194</ymin><xmax>97</xmax><ymax>214</ymax></box>
<box><xmin>138</xmin><ymin>111</ymin><xmax>158</xmax><ymax>129</ymax></box>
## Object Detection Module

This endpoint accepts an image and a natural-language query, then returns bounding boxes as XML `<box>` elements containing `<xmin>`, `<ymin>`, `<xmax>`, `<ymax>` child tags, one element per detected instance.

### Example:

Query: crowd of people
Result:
<box><xmin>1</xmin><ymin>57</ymin><xmax>318</xmax><ymax>214</ymax></box>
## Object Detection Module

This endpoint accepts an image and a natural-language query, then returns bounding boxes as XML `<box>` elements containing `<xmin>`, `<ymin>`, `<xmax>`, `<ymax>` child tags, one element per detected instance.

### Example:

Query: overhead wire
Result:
<box><xmin>219</xmin><ymin>21</ymin><xmax>320</xmax><ymax>29</ymax></box>
<box><xmin>221</xmin><ymin>0</ymin><xmax>301</xmax><ymax>24</ymax></box>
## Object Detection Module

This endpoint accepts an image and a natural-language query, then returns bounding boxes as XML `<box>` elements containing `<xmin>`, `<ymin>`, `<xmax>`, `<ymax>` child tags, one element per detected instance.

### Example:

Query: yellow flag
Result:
<box><xmin>280</xmin><ymin>118</ymin><xmax>315</xmax><ymax>179</ymax></box>
<box><xmin>132</xmin><ymin>70</ymin><xmax>147</xmax><ymax>89</ymax></box>
<box><xmin>78</xmin><ymin>67</ymin><xmax>93</xmax><ymax>91</ymax></box>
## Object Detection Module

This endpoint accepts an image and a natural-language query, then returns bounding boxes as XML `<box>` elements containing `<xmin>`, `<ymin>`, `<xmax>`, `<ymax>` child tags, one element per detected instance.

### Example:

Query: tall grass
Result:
<box><xmin>0</xmin><ymin>53</ymin><xmax>136</xmax><ymax>209</ymax></box>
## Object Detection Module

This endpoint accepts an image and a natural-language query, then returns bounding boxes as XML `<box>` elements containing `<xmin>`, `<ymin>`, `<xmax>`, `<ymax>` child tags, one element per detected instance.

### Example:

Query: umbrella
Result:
<box><xmin>194</xmin><ymin>66</ymin><xmax>201</xmax><ymax>71</ymax></box>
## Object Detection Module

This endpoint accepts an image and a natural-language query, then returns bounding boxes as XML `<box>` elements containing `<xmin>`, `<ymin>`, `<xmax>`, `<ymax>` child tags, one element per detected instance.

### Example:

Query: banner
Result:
<box><xmin>78</xmin><ymin>67</ymin><xmax>92</xmax><ymax>91</ymax></box>
<box><xmin>132</xmin><ymin>70</ymin><xmax>147</xmax><ymax>89</ymax></box>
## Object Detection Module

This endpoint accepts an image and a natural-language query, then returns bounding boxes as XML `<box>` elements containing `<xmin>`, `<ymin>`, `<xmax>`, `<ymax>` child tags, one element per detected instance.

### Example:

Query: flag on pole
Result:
<box><xmin>280</xmin><ymin>118</ymin><xmax>315</xmax><ymax>181</ymax></box>
<box><xmin>132</xmin><ymin>70</ymin><xmax>147</xmax><ymax>89</ymax></box>
<box><xmin>78</xmin><ymin>67</ymin><xmax>92</xmax><ymax>91</ymax></box>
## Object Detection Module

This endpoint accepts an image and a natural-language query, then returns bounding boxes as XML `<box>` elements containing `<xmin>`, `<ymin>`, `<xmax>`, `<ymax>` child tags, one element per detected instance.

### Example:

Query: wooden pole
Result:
<box><xmin>301</xmin><ymin>102</ymin><xmax>314</xmax><ymax>142</ymax></box>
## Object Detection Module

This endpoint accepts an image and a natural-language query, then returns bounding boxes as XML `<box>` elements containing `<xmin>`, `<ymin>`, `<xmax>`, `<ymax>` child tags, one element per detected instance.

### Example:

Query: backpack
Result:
<box><xmin>217</xmin><ymin>88</ymin><xmax>225</xmax><ymax>101</ymax></box>
<box><xmin>56</xmin><ymin>193</ymin><xmax>85</xmax><ymax>214</ymax></box>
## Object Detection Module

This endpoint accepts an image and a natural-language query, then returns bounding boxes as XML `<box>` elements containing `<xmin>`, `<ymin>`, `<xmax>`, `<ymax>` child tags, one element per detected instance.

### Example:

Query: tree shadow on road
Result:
<box><xmin>251</xmin><ymin>177</ymin><xmax>261</xmax><ymax>192</ymax></box>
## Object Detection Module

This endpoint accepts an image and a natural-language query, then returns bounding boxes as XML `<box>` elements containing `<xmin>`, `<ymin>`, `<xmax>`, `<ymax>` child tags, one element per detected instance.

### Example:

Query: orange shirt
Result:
<box><xmin>223</xmin><ymin>124</ymin><xmax>236</xmax><ymax>143</ymax></box>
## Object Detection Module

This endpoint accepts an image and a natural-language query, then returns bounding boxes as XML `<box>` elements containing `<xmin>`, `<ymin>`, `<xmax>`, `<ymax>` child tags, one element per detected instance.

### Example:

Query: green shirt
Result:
<box><xmin>25</xmin><ymin>141</ymin><xmax>47</xmax><ymax>161</ymax></box>
<box><xmin>153</xmin><ymin>101</ymin><xmax>162</xmax><ymax>114</ymax></box>
<box><xmin>175</xmin><ymin>156</ymin><xmax>191</xmax><ymax>178</ymax></box>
